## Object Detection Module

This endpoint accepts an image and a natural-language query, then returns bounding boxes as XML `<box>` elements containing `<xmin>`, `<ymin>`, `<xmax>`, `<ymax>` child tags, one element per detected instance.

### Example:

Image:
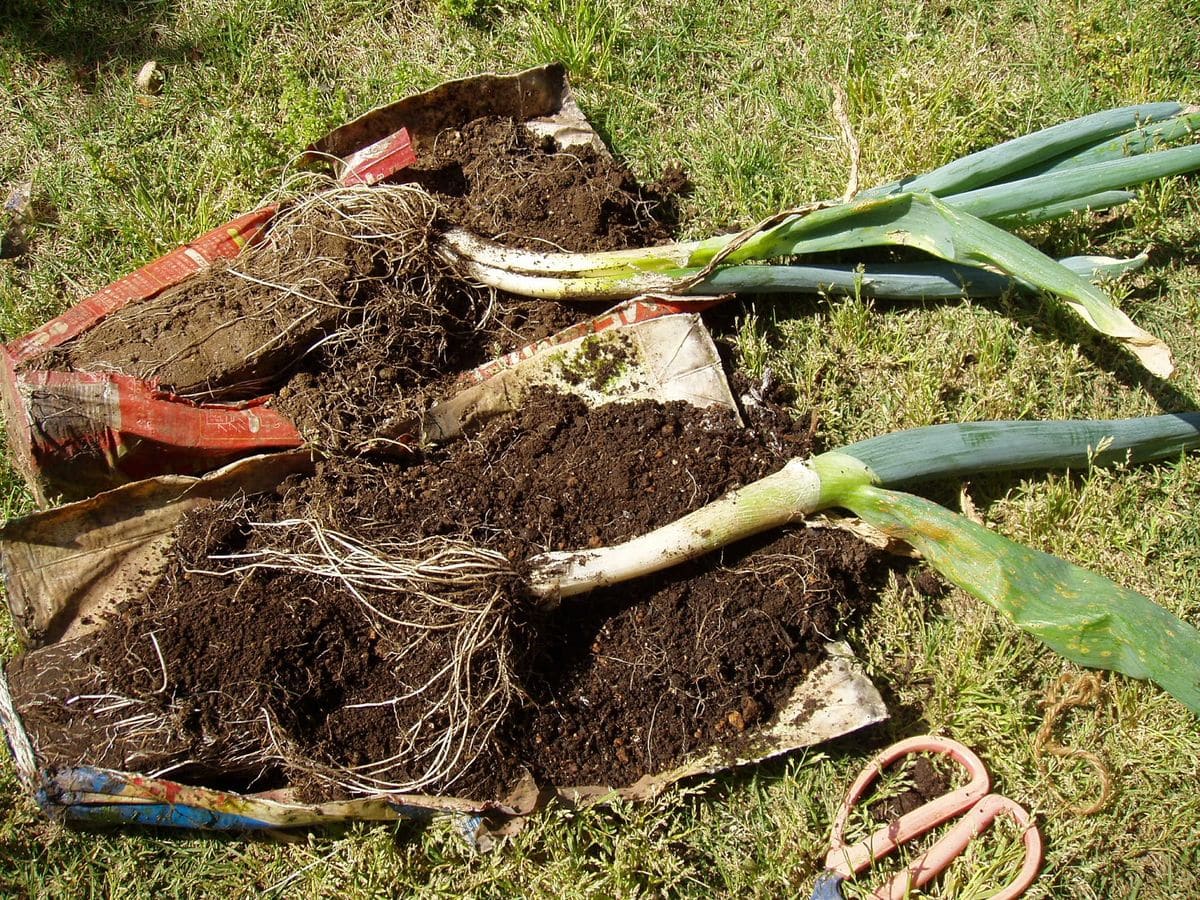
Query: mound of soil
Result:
<box><xmin>267</xmin><ymin>290</ymin><xmax>592</xmax><ymax>450</ymax></box>
<box><xmin>403</xmin><ymin>116</ymin><xmax>686</xmax><ymax>252</ymax></box>
<box><xmin>503</xmin><ymin>526</ymin><xmax>887</xmax><ymax>789</ymax></box>
<box><xmin>5</xmin><ymin>112</ymin><xmax>909</xmax><ymax>805</ymax></box>
<box><xmin>868</xmin><ymin>755</ymin><xmax>956</xmax><ymax>825</ymax></box>
<box><xmin>45</xmin><ymin>116</ymin><xmax>682</xmax><ymax>410</ymax></box>
<box><xmin>7</xmin><ymin>392</ymin><xmax>907</xmax><ymax>800</ymax></box>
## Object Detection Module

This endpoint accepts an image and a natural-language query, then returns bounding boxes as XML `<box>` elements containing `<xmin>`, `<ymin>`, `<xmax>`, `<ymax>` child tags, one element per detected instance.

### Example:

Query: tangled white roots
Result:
<box><xmin>202</xmin><ymin>519</ymin><xmax>518</xmax><ymax>795</ymax></box>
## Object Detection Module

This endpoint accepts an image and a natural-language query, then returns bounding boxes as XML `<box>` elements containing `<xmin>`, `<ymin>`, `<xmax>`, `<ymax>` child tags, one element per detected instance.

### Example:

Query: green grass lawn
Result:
<box><xmin>3</xmin><ymin>0</ymin><xmax>1200</xmax><ymax>895</ymax></box>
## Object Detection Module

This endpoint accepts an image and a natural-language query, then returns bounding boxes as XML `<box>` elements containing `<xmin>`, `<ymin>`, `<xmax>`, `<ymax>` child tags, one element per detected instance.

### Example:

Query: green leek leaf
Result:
<box><xmin>839</xmin><ymin>414</ymin><xmax>1200</xmax><ymax>485</ymax></box>
<box><xmin>861</xmin><ymin>102</ymin><xmax>1185</xmax><ymax>197</ymax></box>
<box><xmin>693</xmin><ymin>252</ymin><xmax>1144</xmax><ymax>299</ymax></box>
<box><xmin>992</xmin><ymin>190</ymin><xmax>1136</xmax><ymax>227</ymax></box>
<box><xmin>840</xmin><ymin>484</ymin><xmax>1200</xmax><ymax>714</ymax></box>
<box><xmin>1002</xmin><ymin>107</ymin><xmax>1200</xmax><ymax>180</ymax></box>
<box><xmin>695</xmin><ymin>193</ymin><xmax>1171</xmax><ymax>376</ymax></box>
<box><xmin>947</xmin><ymin>143</ymin><xmax>1200</xmax><ymax>221</ymax></box>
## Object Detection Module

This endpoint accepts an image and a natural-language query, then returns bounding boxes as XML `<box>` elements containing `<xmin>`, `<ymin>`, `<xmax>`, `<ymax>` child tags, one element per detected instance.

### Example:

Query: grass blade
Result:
<box><xmin>840</xmin><ymin>483</ymin><xmax>1200</xmax><ymax>714</ymax></box>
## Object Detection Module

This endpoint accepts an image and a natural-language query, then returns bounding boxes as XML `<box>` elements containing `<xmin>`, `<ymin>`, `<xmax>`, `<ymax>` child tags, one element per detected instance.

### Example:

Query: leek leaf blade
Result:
<box><xmin>1000</xmin><ymin>106</ymin><xmax>1200</xmax><ymax>181</ymax></box>
<box><xmin>840</xmin><ymin>483</ymin><xmax>1200</xmax><ymax>714</ymax></box>
<box><xmin>838</xmin><ymin>414</ymin><xmax>1200</xmax><ymax>486</ymax></box>
<box><xmin>706</xmin><ymin>193</ymin><xmax>1171</xmax><ymax>376</ymax></box>
<box><xmin>946</xmin><ymin>143</ymin><xmax>1200</xmax><ymax>221</ymax></box>
<box><xmin>860</xmin><ymin>102</ymin><xmax>1186</xmax><ymax>197</ymax></box>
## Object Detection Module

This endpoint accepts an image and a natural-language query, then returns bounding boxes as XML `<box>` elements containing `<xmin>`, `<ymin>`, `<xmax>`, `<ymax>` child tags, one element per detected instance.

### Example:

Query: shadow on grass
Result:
<box><xmin>1130</xmin><ymin>239</ymin><xmax>1200</xmax><ymax>290</ymax></box>
<box><xmin>0</xmin><ymin>1</ymin><xmax>198</xmax><ymax>72</ymax></box>
<box><xmin>973</xmin><ymin>291</ymin><xmax>1200</xmax><ymax>414</ymax></box>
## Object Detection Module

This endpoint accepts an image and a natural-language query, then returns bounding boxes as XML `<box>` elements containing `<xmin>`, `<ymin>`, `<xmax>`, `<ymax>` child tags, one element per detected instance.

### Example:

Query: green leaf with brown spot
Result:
<box><xmin>840</xmin><ymin>483</ymin><xmax>1200</xmax><ymax>715</ymax></box>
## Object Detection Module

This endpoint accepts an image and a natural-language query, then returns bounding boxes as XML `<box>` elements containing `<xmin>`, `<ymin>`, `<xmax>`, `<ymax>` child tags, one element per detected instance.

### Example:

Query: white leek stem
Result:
<box><xmin>449</xmin><ymin>254</ymin><xmax>674</xmax><ymax>299</ymax></box>
<box><xmin>441</xmin><ymin>227</ymin><xmax>699</xmax><ymax>276</ymax></box>
<box><xmin>528</xmin><ymin>458</ymin><xmax>824</xmax><ymax>599</ymax></box>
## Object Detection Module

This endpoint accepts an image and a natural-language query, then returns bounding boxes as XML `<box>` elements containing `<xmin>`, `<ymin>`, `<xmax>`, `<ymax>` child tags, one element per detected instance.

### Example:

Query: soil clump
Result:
<box><xmin>402</xmin><ymin>115</ymin><xmax>686</xmax><ymax>252</ymax></box>
<box><xmin>868</xmin><ymin>755</ymin><xmax>956</xmax><ymax>824</ymax></box>
<box><xmin>7</xmin><ymin>392</ymin><xmax>905</xmax><ymax>801</ymax></box>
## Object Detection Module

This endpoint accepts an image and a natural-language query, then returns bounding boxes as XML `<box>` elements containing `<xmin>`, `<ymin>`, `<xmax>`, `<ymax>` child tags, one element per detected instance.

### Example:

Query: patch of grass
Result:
<box><xmin>527</xmin><ymin>0</ymin><xmax>628</xmax><ymax>82</ymax></box>
<box><xmin>2</xmin><ymin>0</ymin><xmax>1199</xmax><ymax>896</ymax></box>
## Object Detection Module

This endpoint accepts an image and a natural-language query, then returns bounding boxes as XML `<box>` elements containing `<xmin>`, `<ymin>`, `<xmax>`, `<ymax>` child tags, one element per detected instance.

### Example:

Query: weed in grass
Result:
<box><xmin>527</xmin><ymin>0</ymin><xmax>626</xmax><ymax>82</ymax></box>
<box><xmin>275</xmin><ymin>63</ymin><xmax>353</xmax><ymax>150</ymax></box>
<box><xmin>733</xmin><ymin>310</ymin><xmax>772</xmax><ymax>382</ymax></box>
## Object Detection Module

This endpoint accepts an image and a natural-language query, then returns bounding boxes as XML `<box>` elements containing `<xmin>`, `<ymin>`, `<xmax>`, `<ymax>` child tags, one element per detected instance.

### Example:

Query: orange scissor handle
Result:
<box><xmin>825</xmin><ymin>735</ymin><xmax>1043</xmax><ymax>900</ymax></box>
<box><xmin>874</xmin><ymin>793</ymin><xmax>1044</xmax><ymax>900</ymax></box>
<box><xmin>825</xmin><ymin>735</ymin><xmax>992</xmax><ymax>876</ymax></box>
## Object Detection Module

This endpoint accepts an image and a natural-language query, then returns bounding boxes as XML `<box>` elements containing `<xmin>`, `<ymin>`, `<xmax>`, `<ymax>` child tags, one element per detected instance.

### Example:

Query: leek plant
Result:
<box><xmin>443</xmin><ymin>103</ymin><xmax>1200</xmax><ymax>378</ymax></box>
<box><xmin>528</xmin><ymin>414</ymin><xmax>1200</xmax><ymax>714</ymax></box>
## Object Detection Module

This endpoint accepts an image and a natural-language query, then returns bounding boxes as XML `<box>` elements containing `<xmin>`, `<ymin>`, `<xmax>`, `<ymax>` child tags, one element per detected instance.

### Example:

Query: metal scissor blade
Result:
<box><xmin>810</xmin><ymin>872</ymin><xmax>846</xmax><ymax>900</ymax></box>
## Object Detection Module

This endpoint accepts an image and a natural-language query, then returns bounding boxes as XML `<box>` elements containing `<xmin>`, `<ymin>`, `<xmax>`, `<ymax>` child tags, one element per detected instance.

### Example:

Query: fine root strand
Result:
<box><xmin>195</xmin><ymin>519</ymin><xmax>520</xmax><ymax>794</ymax></box>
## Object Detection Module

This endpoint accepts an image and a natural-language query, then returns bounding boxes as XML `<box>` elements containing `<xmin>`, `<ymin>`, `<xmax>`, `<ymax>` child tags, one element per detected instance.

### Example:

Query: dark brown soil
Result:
<box><xmin>7</xmin><ymin>392</ymin><xmax>907</xmax><ymax>800</ymax></box>
<box><xmin>502</xmin><ymin>527</ymin><xmax>888</xmax><ymax>788</ymax></box>
<box><xmin>402</xmin><ymin>116</ymin><xmax>685</xmax><ymax>252</ymax></box>
<box><xmin>868</xmin><ymin>755</ymin><xmax>957</xmax><ymax>824</ymax></box>
<box><xmin>267</xmin><ymin>291</ymin><xmax>592</xmax><ymax>449</ymax></box>
<box><xmin>267</xmin><ymin>390</ymin><xmax>816</xmax><ymax>558</ymax></box>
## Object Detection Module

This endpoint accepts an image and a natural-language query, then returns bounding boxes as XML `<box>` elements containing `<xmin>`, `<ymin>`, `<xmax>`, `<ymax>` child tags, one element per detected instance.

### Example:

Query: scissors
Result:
<box><xmin>811</xmin><ymin>735</ymin><xmax>1044</xmax><ymax>900</ymax></box>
